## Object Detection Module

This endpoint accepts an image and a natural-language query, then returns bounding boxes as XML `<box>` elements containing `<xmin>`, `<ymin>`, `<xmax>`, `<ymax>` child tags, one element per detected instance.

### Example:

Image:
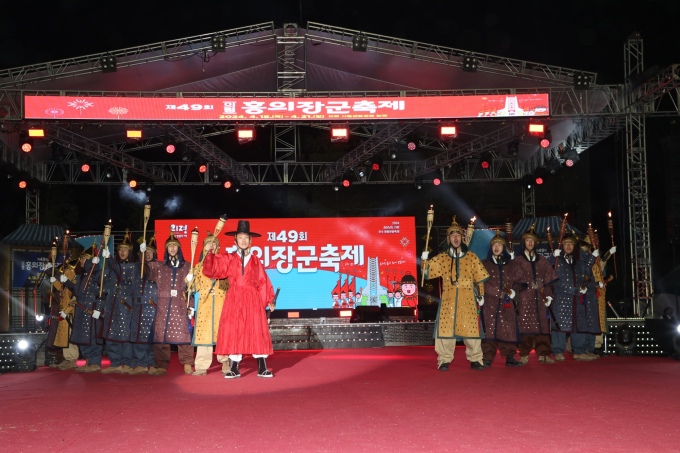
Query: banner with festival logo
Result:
<box><xmin>154</xmin><ymin>217</ymin><xmax>418</xmax><ymax>310</ymax></box>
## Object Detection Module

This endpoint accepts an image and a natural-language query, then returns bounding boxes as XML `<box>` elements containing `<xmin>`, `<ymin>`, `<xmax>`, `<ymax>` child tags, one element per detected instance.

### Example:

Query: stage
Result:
<box><xmin>0</xmin><ymin>346</ymin><xmax>677</xmax><ymax>452</ymax></box>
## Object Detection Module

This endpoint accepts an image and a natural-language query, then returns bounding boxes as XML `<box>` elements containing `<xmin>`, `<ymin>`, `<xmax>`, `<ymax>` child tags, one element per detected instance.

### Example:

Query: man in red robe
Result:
<box><xmin>203</xmin><ymin>220</ymin><xmax>276</xmax><ymax>379</ymax></box>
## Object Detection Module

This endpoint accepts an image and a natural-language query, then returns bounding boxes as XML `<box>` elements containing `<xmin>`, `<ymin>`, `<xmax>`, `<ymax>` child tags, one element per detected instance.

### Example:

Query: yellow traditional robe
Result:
<box><xmin>51</xmin><ymin>268</ymin><xmax>76</xmax><ymax>348</ymax></box>
<box><xmin>191</xmin><ymin>261</ymin><xmax>229</xmax><ymax>346</ymax></box>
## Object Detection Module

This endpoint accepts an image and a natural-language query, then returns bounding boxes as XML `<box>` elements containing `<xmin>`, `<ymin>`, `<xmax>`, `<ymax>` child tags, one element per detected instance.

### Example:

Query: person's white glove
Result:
<box><xmin>49</xmin><ymin>277</ymin><xmax>56</xmax><ymax>283</ymax></box>
<box><xmin>599</xmin><ymin>282</ymin><xmax>604</xmax><ymax>289</ymax></box>
<box><xmin>92</xmin><ymin>310</ymin><xmax>101</xmax><ymax>319</ymax></box>
<box><xmin>139</xmin><ymin>242</ymin><xmax>147</xmax><ymax>253</ymax></box>
<box><xmin>545</xmin><ymin>296</ymin><xmax>553</xmax><ymax>307</ymax></box>
<box><xmin>592</xmin><ymin>250</ymin><xmax>600</xmax><ymax>257</ymax></box>
<box><xmin>91</xmin><ymin>256</ymin><xmax>100</xmax><ymax>264</ymax></box>
<box><xmin>609</xmin><ymin>246</ymin><xmax>617</xmax><ymax>255</ymax></box>
<box><xmin>59</xmin><ymin>311</ymin><xmax>67</xmax><ymax>319</ymax></box>
<box><xmin>579</xmin><ymin>287</ymin><xmax>587</xmax><ymax>294</ymax></box>
<box><xmin>421</xmin><ymin>251</ymin><xmax>429</xmax><ymax>260</ymax></box>
<box><xmin>509</xmin><ymin>252</ymin><xmax>515</xmax><ymax>260</ymax></box>
<box><xmin>102</xmin><ymin>248</ymin><xmax>111</xmax><ymax>259</ymax></box>
<box><xmin>45</xmin><ymin>263</ymin><xmax>52</xmax><ymax>270</ymax></box>
<box><xmin>477</xmin><ymin>296</ymin><xmax>484</xmax><ymax>307</ymax></box>
<box><xmin>186</xmin><ymin>273</ymin><xmax>194</xmax><ymax>282</ymax></box>
<box><xmin>59</xmin><ymin>274</ymin><xmax>68</xmax><ymax>283</ymax></box>
<box><xmin>553</xmin><ymin>250</ymin><xmax>562</xmax><ymax>257</ymax></box>
<box><xmin>508</xmin><ymin>289</ymin><xmax>516</xmax><ymax>299</ymax></box>
<box><xmin>188</xmin><ymin>308</ymin><xmax>195</xmax><ymax>319</ymax></box>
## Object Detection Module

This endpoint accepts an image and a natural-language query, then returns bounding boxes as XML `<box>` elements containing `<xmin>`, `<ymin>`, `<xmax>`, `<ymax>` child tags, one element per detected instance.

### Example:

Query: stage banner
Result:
<box><xmin>25</xmin><ymin>94</ymin><xmax>549</xmax><ymax>121</ymax></box>
<box><xmin>12</xmin><ymin>250</ymin><xmax>64</xmax><ymax>288</ymax></box>
<box><xmin>155</xmin><ymin>217</ymin><xmax>418</xmax><ymax>310</ymax></box>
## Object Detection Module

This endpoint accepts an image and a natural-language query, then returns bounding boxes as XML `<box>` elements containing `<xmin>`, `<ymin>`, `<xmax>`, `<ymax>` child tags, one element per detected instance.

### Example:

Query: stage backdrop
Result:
<box><xmin>155</xmin><ymin>217</ymin><xmax>418</xmax><ymax>310</ymax></box>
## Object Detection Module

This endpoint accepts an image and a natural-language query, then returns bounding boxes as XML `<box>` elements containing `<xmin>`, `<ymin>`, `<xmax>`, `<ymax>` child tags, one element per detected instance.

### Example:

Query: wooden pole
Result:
<box><xmin>98</xmin><ymin>224</ymin><xmax>111</xmax><ymax>298</ymax></box>
<box><xmin>140</xmin><ymin>204</ymin><xmax>151</xmax><ymax>278</ymax></box>
<box><xmin>49</xmin><ymin>243</ymin><xmax>57</xmax><ymax>307</ymax></box>
<box><xmin>421</xmin><ymin>205</ymin><xmax>434</xmax><ymax>286</ymax></box>
<box><xmin>607</xmin><ymin>212</ymin><xmax>618</xmax><ymax>278</ymax></box>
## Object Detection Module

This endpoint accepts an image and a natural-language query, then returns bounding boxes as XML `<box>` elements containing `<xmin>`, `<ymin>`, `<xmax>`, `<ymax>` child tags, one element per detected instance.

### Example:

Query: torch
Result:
<box><xmin>546</xmin><ymin>227</ymin><xmax>554</xmax><ymax>255</ymax></box>
<box><xmin>587</xmin><ymin>223</ymin><xmax>599</xmax><ymax>263</ymax></box>
<box><xmin>190</xmin><ymin>227</ymin><xmax>199</xmax><ymax>270</ymax></box>
<box><xmin>505</xmin><ymin>221</ymin><xmax>513</xmax><ymax>252</ymax></box>
<box><xmin>213</xmin><ymin>214</ymin><xmax>228</xmax><ymax>237</ymax></box>
<box><xmin>466</xmin><ymin>216</ymin><xmax>476</xmax><ymax>246</ymax></box>
<box><xmin>140</xmin><ymin>204</ymin><xmax>151</xmax><ymax>278</ymax></box>
<box><xmin>554</xmin><ymin>213</ymin><xmax>568</xmax><ymax>271</ymax></box>
<box><xmin>49</xmin><ymin>241</ymin><xmax>57</xmax><ymax>306</ymax></box>
<box><xmin>98</xmin><ymin>222</ymin><xmax>111</xmax><ymax>298</ymax></box>
<box><xmin>422</xmin><ymin>205</ymin><xmax>434</xmax><ymax>286</ymax></box>
<box><xmin>608</xmin><ymin>211</ymin><xmax>618</xmax><ymax>278</ymax></box>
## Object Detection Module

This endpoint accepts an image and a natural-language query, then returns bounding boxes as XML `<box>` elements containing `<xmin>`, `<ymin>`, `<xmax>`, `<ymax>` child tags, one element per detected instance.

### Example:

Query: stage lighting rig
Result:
<box><xmin>507</xmin><ymin>139</ymin><xmax>519</xmax><ymax>157</ymax></box>
<box><xmin>163</xmin><ymin>135</ymin><xmax>177</xmax><ymax>154</ymax></box>
<box><xmin>539</xmin><ymin>131</ymin><xmax>552</xmax><ymax>148</ymax></box>
<box><xmin>352</xmin><ymin>33</ymin><xmax>368</xmax><ymax>52</ymax></box>
<box><xmin>562</xmin><ymin>147</ymin><xmax>580</xmax><ymax>167</ymax></box>
<box><xmin>195</xmin><ymin>158</ymin><xmax>208</xmax><ymax>174</ymax></box>
<box><xmin>389</xmin><ymin>146</ymin><xmax>398</xmax><ymax>160</ymax></box>
<box><xmin>521</xmin><ymin>174</ymin><xmax>534</xmax><ymax>189</ymax></box>
<box><xmin>211</xmin><ymin>35</ymin><xmax>226</xmax><ymax>52</ymax></box>
<box><xmin>615</xmin><ymin>323</ymin><xmax>636</xmax><ymax>356</ymax></box>
<box><xmin>51</xmin><ymin>142</ymin><xmax>66</xmax><ymax>161</ymax></box>
<box><xmin>79</xmin><ymin>156</ymin><xmax>91</xmax><ymax>173</ymax></box>
<box><xmin>28</xmin><ymin>128</ymin><xmax>44</xmax><ymax>137</ymax></box>
<box><xmin>357</xmin><ymin>167</ymin><xmax>366</xmax><ymax>178</ymax></box>
<box><xmin>180</xmin><ymin>146</ymin><xmax>192</xmax><ymax>163</ymax></box>
<box><xmin>371</xmin><ymin>155</ymin><xmax>383</xmax><ymax>171</ymax></box>
<box><xmin>126</xmin><ymin>129</ymin><xmax>142</xmax><ymax>140</ymax></box>
<box><xmin>211</xmin><ymin>165</ymin><xmax>223</xmax><ymax>181</ymax></box>
<box><xmin>462</xmin><ymin>55</ymin><xmax>478</xmax><ymax>72</ymax></box>
<box><xmin>528</xmin><ymin>123</ymin><xmax>545</xmax><ymax>137</ymax></box>
<box><xmin>544</xmin><ymin>157</ymin><xmax>561</xmax><ymax>174</ymax></box>
<box><xmin>330</xmin><ymin>125</ymin><xmax>350</xmax><ymax>142</ymax></box>
<box><xmin>104</xmin><ymin>166</ymin><xmax>113</xmax><ymax>179</ymax></box>
<box><xmin>13</xmin><ymin>339</ymin><xmax>37</xmax><ymax>372</ymax></box>
<box><xmin>126</xmin><ymin>173</ymin><xmax>138</xmax><ymax>188</ymax></box>
<box><xmin>439</xmin><ymin>125</ymin><xmax>457</xmax><ymax>140</ymax></box>
<box><xmin>433</xmin><ymin>178</ymin><xmax>441</xmax><ymax>186</ymax></box>
<box><xmin>233</xmin><ymin>180</ymin><xmax>241</xmax><ymax>193</ymax></box>
<box><xmin>18</xmin><ymin>180</ymin><xmax>27</xmax><ymax>189</ymax></box>
<box><xmin>237</xmin><ymin>125</ymin><xmax>256</xmax><ymax>144</ymax></box>
<box><xmin>414</xmin><ymin>179</ymin><xmax>422</xmax><ymax>190</ymax></box>
<box><xmin>479</xmin><ymin>153</ymin><xmax>491</xmax><ymax>169</ymax></box>
<box><xmin>19</xmin><ymin>132</ymin><xmax>33</xmax><ymax>153</ymax></box>
<box><xmin>574</xmin><ymin>72</ymin><xmax>591</xmax><ymax>90</ymax></box>
<box><xmin>101</xmin><ymin>54</ymin><xmax>117</xmax><ymax>73</ymax></box>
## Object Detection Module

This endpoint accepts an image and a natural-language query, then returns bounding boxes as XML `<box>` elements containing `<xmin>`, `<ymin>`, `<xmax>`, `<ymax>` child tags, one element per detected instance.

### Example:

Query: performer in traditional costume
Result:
<box><xmin>577</xmin><ymin>237</ymin><xmax>604</xmax><ymax>358</ymax></box>
<box><xmin>143</xmin><ymin>230</ymin><xmax>195</xmax><ymax>375</ymax></box>
<box><xmin>480</xmin><ymin>231</ymin><xmax>523</xmax><ymax>367</ymax></box>
<box><xmin>49</xmin><ymin>259</ymin><xmax>79</xmax><ymax>370</ymax></box>
<box><xmin>100</xmin><ymin>231</ymin><xmax>139</xmax><ymax>374</ymax></box>
<box><xmin>129</xmin><ymin>234</ymin><xmax>159</xmax><ymax>374</ymax></box>
<box><xmin>593</xmin><ymin>244</ymin><xmax>616</xmax><ymax>355</ymax></box>
<box><xmin>202</xmin><ymin>220</ymin><xmax>276</xmax><ymax>379</ymax></box>
<box><xmin>549</xmin><ymin>232</ymin><xmax>597</xmax><ymax>361</ymax></box>
<box><xmin>421</xmin><ymin>217</ymin><xmax>490</xmax><ymax>371</ymax></box>
<box><xmin>190</xmin><ymin>233</ymin><xmax>230</xmax><ymax>376</ymax></box>
<box><xmin>512</xmin><ymin>225</ymin><xmax>559</xmax><ymax>364</ymax></box>
<box><xmin>63</xmin><ymin>244</ymin><xmax>106</xmax><ymax>372</ymax></box>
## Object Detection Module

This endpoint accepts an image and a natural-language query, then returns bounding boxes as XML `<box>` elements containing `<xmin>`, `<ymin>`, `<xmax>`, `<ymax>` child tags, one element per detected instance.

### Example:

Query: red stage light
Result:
<box><xmin>372</xmin><ymin>163</ymin><xmax>380</xmax><ymax>171</ymax></box>
<box><xmin>198</xmin><ymin>164</ymin><xmax>207</xmax><ymax>173</ymax></box>
<box><xmin>129</xmin><ymin>180</ymin><xmax>137</xmax><ymax>188</ymax></box>
<box><xmin>536</xmin><ymin>177</ymin><xmax>544</xmax><ymax>185</ymax></box>
<box><xmin>540</xmin><ymin>138</ymin><xmax>550</xmax><ymax>148</ymax></box>
<box><xmin>407</xmin><ymin>142</ymin><xmax>416</xmax><ymax>151</ymax></box>
<box><xmin>340</xmin><ymin>310</ymin><xmax>352</xmax><ymax>317</ymax></box>
<box><xmin>18</xmin><ymin>181</ymin><xmax>27</xmax><ymax>189</ymax></box>
<box><xmin>224</xmin><ymin>181</ymin><xmax>232</xmax><ymax>189</ymax></box>
<box><xmin>81</xmin><ymin>164</ymin><xmax>90</xmax><ymax>172</ymax></box>
<box><xmin>342</xmin><ymin>180</ymin><xmax>350</xmax><ymax>187</ymax></box>
<box><xmin>528</xmin><ymin>123</ymin><xmax>545</xmax><ymax>136</ymax></box>
<box><xmin>433</xmin><ymin>178</ymin><xmax>441</xmax><ymax>186</ymax></box>
<box><xmin>28</xmin><ymin>129</ymin><xmax>44</xmax><ymax>137</ymax></box>
<box><xmin>565</xmin><ymin>159</ymin><xmax>574</xmax><ymax>167</ymax></box>
<box><xmin>481</xmin><ymin>161</ymin><xmax>490</xmax><ymax>169</ymax></box>
<box><xmin>166</xmin><ymin>144</ymin><xmax>176</xmax><ymax>154</ymax></box>
<box><xmin>126</xmin><ymin>130</ymin><xmax>142</xmax><ymax>139</ymax></box>
<box><xmin>21</xmin><ymin>143</ymin><xmax>32</xmax><ymax>153</ymax></box>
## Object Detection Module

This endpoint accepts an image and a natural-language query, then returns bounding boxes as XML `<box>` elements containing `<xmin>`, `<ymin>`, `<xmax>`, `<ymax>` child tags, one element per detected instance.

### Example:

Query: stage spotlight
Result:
<box><xmin>126</xmin><ymin>130</ymin><xmax>142</xmax><ymax>139</ymax></box>
<box><xmin>195</xmin><ymin>158</ymin><xmax>208</xmax><ymax>174</ymax></box>
<box><xmin>13</xmin><ymin>338</ymin><xmax>37</xmax><ymax>372</ymax></box>
<box><xmin>35</xmin><ymin>313</ymin><xmax>44</xmax><ymax>322</ymax></box>
<box><xmin>479</xmin><ymin>153</ymin><xmax>491</xmax><ymax>169</ymax></box>
<box><xmin>101</xmin><ymin>54</ymin><xmax>117</xmax><ymax>73</ymax></box>
<box><xmin>414</xmin><ymin>179</ymin><xmax>422</xmax><ymax>190</ymax></box>
<box><xmin>28</xmin><ymin>128</ymin><xmax>44</xmax><ymax>137</ymax></box>
<box><xmin>539</xmin><ymin>132</ymin><xmax>552</xmax><ymax>148</ymax></box>
<box><xmin>528</xmin><ymin>123</ymin><xmax>545</xmax><ymax>137</ymax></box>
<box><xmin>333</xmin><ymin>184</ymin><xmax>339</xmax><ymax>192</ymax></box>
<box><xmin>331</xmin><ymin>125</ymin><xmax>350</xmax><ymax>143</ymax></box>
<box><xmin>562</xmin><ymin>147</ymin><xmax>580</xmax><ymax>167</ymax></box>
<box><xmin>145</xmin><ymin>180</ymin><xmax>155</xmax><ymax>193</ymax></box>
<box><xmin>389</xmin><ymin>147</ymin><xmax>398</xmax><ymax>160</ymax></box>
<box><xmin>521</xmin><ymin>174</ymin><xmax>534</xmax><ymax>189</ymax></box>
<box><xmin>180</xmin><ymin>147</ymin><xmax>192</xmax><ymax>163</ymax></box>
<box><xmin>19</xmin><ymin>133</ymin><xmax>33</xmax><ymax>153</ymax></box>
<box><xmin>126</xmin><ymin>174</ymin><xmax>137</xmax><ymax>188</ymax></box>
<box><xmin>211</xmin><ymin>34</ymin><xmax>226</xmax><ymax>52</ymax></box>
<box><xmin>342</xmin><ymin>179</ymin><xmax>350</xmax><ymax>187</ymax></box>
<box><xmin>574</xmin><ymin>72</ymin><xmax>591</xmax><ymax>90</ymax></box>
<box><xmin>433</xmin><ymin>178</ymin><xmax>441</xmax><ymax>186</ymax></box>
<box><xmin>223</xmin><ymin>179</ymin><xmax>232</xmax><ymax>189</ymax></box>
<box><xmin>371</xmin><ymin>155</ymin><xmax>383</xmax><ymax>171</ymax></box>
<box><xmin>507</xmin><ymin>139</ymin><xmax>519</xmax><ymax>157</ymax></box>
<box><xmin>352</xmin><ymin>33</ymin><xmax>368</xmax><ymax>52</ymax></box>
<box><xmin>237</xmin><ymin>125</ymin><xmax>255</xmax><ymax>144</ymax></box>
<box><xmin>233</xmin><ymin>180</ymin><xmax>241</xmax><ymax>193</ymax></box>
<box><xmin>615</xmin><ymin>323</ymin><xmax>636</xmax><ymax>356</ymax></box>
<box><xmin>79</xmin><ymin>157</ymin><xmax>91</xmax><ymax>173</ymax></box>
<box><xmin>104</xmin><ymin>166</ymin><xmax>113</xmax><ymax>179</ymax></box>
<box><xmin>407</xmin><ymin>141</ymin><xmax>417</xmax><ymax>151</ymax></box>
<box><xmin>462</xmin><ymin>55</ymin><xmax>478</xmax><ymax>72</ymax></box>
<box><xmin>18</xmin><ymin>180</ymin><xmax>27</xmax><ymax>189</ymax></box>
<box><xmin>211</xmin><ymin>165</ymin><xmax>223</xmax><ymax>181</ymax></box>
<box><xmin>439</xmin><ymin>125</ymin><xmax>457</xmax><ymax>140</ymax></box>
<box><xmin>163</xmin><ymin>135</ymin><xmax>176</xmax><ymax>154</ymax></box>
<box><xmin>536</xmin><ymin>177</ymin><xmax>544</xmax><ymax>185</ymax></box>
<box><xmin>357</xmin><ymin>167</ymin><xmax>366</xmax><ymax>178</ymax></box>
<box><xmin>544</xmin><ymin>157</ymin><xmax>561</xmax><ymax>174</ymax></box>
<box><xmin>51</xmin><ymin>142</ymin><xmax>66</xmax><ymax>161</ymax></box>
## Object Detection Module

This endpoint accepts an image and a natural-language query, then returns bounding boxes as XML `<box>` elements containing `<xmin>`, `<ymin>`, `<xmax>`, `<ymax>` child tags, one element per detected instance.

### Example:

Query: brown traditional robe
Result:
<box><xmin>512</xmin><ymin>252</ymin><xmax>558</xmax><ymax>335</ymax></box>
<box><xmin>481</xmin><ymin>256</ymin><xmax>521</xmax><ymax>343</ymax></box>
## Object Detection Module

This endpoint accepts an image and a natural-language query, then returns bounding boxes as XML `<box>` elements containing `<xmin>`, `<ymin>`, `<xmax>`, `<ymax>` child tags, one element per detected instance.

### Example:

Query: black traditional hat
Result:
<box><xmin>224</xmin><ymin>220</ymin><xmax>261</xmax><ymax>238</ymax></box>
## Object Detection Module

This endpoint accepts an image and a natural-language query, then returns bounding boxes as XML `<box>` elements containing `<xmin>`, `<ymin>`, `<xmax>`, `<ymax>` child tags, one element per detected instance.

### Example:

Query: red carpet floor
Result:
<box><xmin>1</xmin><ymin>346</ymin><xmax>679</xmax><ymax>452</ymax></box>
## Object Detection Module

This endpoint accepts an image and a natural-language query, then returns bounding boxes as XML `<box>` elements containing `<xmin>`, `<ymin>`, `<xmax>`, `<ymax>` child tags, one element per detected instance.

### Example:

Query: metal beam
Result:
<box><xmin>0</xmin><ymin>23</ymin><xmax>276</xmax><ymax>89</ymax></box>
<box><xmin>307</xmin><ymin>22</ymin><xmax>597</xmax><ymax>86</ymax></box>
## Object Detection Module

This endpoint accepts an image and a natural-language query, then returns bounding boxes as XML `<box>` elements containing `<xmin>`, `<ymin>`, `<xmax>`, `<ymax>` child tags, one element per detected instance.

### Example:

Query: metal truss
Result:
<box><xmin>307</xmin><ymin>22</ymin><xmax>597</xmax><ymax>86</ymax></box>
<box><xmin>45</xmin><ymin>126</ymin><xmax>172</xmax><ymax>182</ymax></box>
<box><xmin>276</xmin><ymin>24</ymin><xmax>306</xmax><ymax>92</ymax></box>
<box><xmin>0</xmin><ymin>138</ymin><xmax>45</xmax><ymax>180</ymax></box>
<box><xmin>521</xmin><ymin>185</ymin><xmax>536</xmax><ymax>218</ymax></box>
<box><xmin>321</xmin><ymin>122</ymin><xmax>421</xmax><ymax>182</ymax></box>
<box><xmin>26</xmin><ymin>189</ymin><xmax>39</xmax><ymax>224</ymax></box>
<box><xmin>0</xmin><ymin>23</ymin><xmax>276</xmax><ymax>89</ymax></box>
<box><xmin>631</xmin><ymin>63</ymin><xmax>680</xmax><ymax>112</ymax></box>
<box><xmin>624</xmin><ymin>33</ymin><xmax>653</xmax><ymax>317</ymax></box>
<box><xmin>273</xmin><ymin>126</ymin><xmax>298</xmax><ymax>162</ymax></box>
<box><xmin>168</xmin><ymin>126</ymin><xmax>253</xmax><ymax>182</ymax></box>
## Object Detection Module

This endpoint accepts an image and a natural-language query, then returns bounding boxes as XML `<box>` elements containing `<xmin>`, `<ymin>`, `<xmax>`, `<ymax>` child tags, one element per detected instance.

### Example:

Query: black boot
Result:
<box><xmin>438</xmin><ymin>362</ymin><xmax>450</xmax><ymax>371</ymax></box>
<box><xmin>470</xmin><ymin>361</ymin><xmax>485</xmax><ymax>371</ymax></box>
<box><xmin>505</xmin><ymin>355</ymin><xmax>523</xmax><ymax>367</ymax></box>
<box><xmin>257</xmin><ymin>357</ymin><xmax>273</xmax><ymax>378</ymax></box>
<box><xmin>224</xmin><ymin>359</ymin><xmax>240</xmax><ymax>379</ymax></box>
<box><xmin>483</xmin><ymin>359</ymin><xmax>492</xmax><ymax>368</ymax></box>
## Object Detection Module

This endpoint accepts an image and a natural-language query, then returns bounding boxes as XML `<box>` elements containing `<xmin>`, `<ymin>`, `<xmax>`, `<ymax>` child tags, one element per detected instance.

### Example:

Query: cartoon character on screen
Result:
<box><xmin>385</xmin><ymin>269</ymin><xmax>394</xmax><ymax>307</ymax></box>
<box><xmin>355</xmin><ymin>287</ymin><xmax>363</xmax><ymax>306</ymax></box>
<box><xmin>400</xmin><ymin>272</ymin><xmax>418</xmax><ymax>307</ymax></box>
<box><xmin>347</xmin><ymin>276</ymin><xmax>356</xmax><ymax>308</ymax></box>
<box><xmin>340</xmin><ymin>276</ymin><xmax>349</xmax><ymax>309</ymax></box>
<box><xmin>331</xmin><ymin>276</ymin><xmax>341</xmax><ymax>308</ymax></box>
<box><xmin>393</xmin><ymin>287</ymin><xmax>403</xmax><ymax>307</ymax></box>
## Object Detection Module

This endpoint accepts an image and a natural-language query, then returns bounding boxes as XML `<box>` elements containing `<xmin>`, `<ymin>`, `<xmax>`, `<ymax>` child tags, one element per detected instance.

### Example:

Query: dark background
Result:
<box><xmin>1</xmin><ymin>0</ymin><xmax>680</xmax><ymax>309</ymax></box>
